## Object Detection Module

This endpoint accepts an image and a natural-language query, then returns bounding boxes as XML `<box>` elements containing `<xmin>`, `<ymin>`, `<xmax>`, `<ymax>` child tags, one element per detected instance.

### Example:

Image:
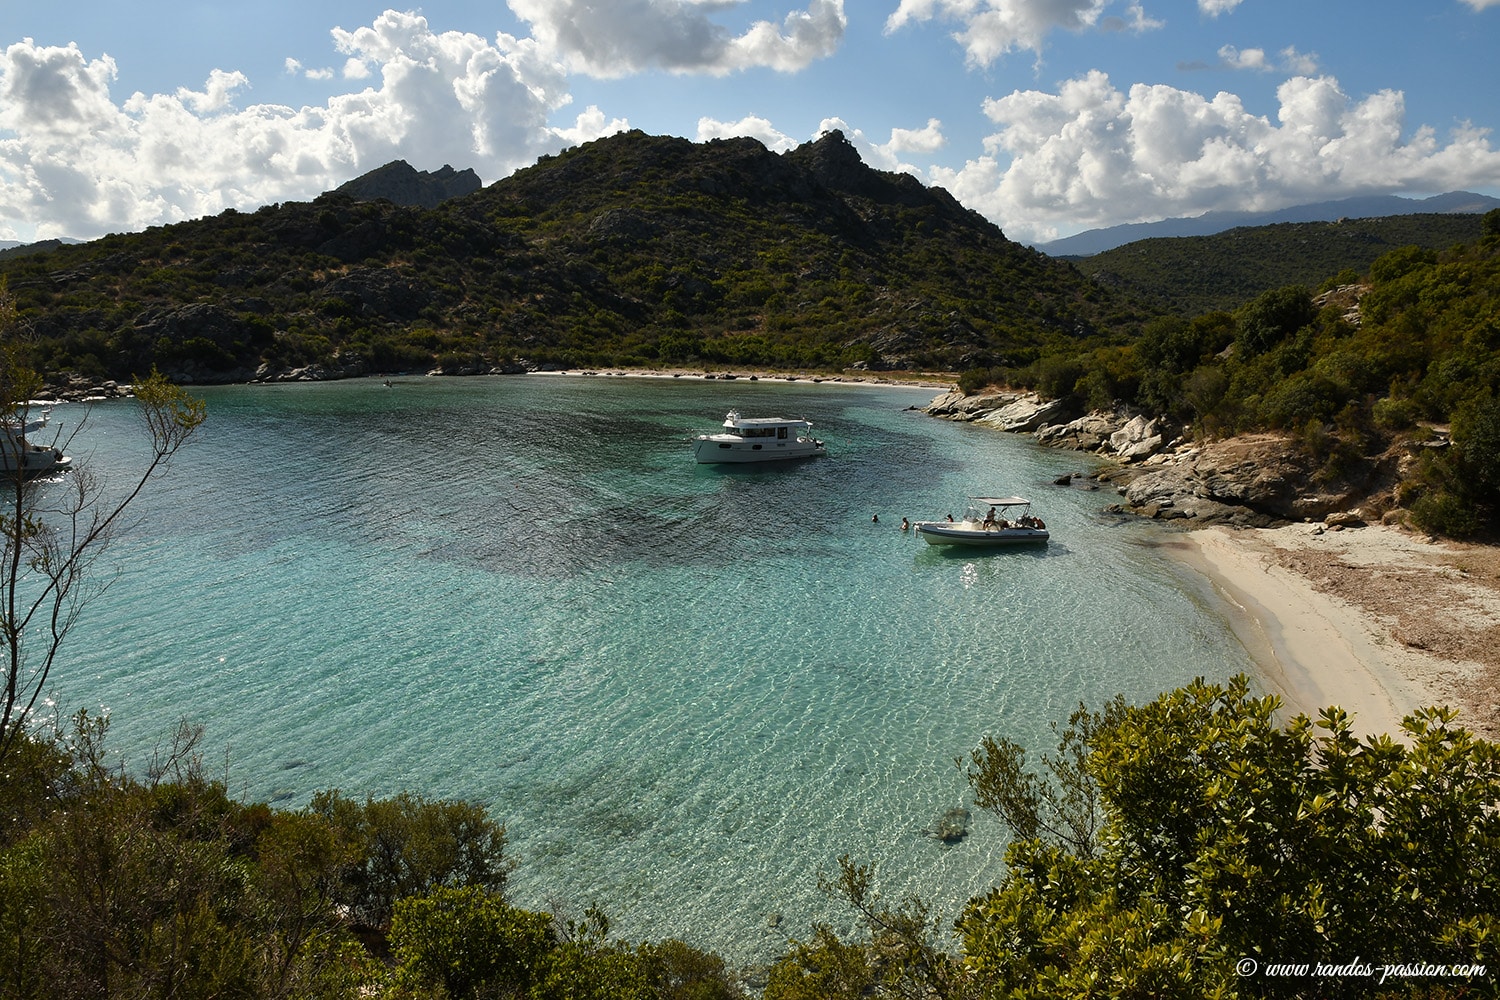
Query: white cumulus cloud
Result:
<box><xmin>697</xmin><ymin>114</ymin><xmax>799</xmax><ymax>151</ymax></box>
<box><xmin>0</xmin><ymin>40</ymin><xmax>121</xmax><ymax>139</ymax></box>
<box><xmin>0</xmin><ymin>13</ymin><xmax>591</xmax><ymax>241</ymax></box>
<box><xmin>1218</xmin><ymin>45</ymin><xmax>1269</xmax><ymax>71</ymax></box>
<box><xmin>1198</xmin><ymin>0</ymin><xmax>1243</xmax><ymax>15</ymax></box>
<box><xmin>871</xmin><ymin>119</ymin><xmax>948</xmax><ymax>175</ymax></box>
<box><xmin>1218</xmin><ymin>44</ymin><xmax>1320</xmax><ymax>74</ymax></box>
<box><xmin>506</xmin><ymin>0</ymin><xmax>846</xmax><ymax>77</ymax></box>
<box><xmin>931</xmin><ymin>70</ymin><xmax>1500</xmax><ymax>244</ymax></box>
<box><xmin>1280</xmin><ymin>46</ymin><xmax>1320</xmax><ymax>75</ymax></box>
<box><xmin>1459</xmin><ymin>0</ymin><xmax>1500</xmax><ymax>10</ymax></box>
<box><xmin>286</xmin><ymin>57</ymin><xmax>335</xmax><ymax>81</ymax></box>
<box><xmin>555</xmin><ymin>105</ymin><xmax>631</xmax><ymax>147</ymax></box>
<box><xmin>175</xmin><ymin>68</ymin><xmax>249</xmax><ymax>113</ymax></box>
<box><xmin>884</xmin><ymin>118</ymin><xmax>947</xmax><ymax>155</ymax></box>
<box><xmin>885</xmin><ymin>0</ymin><xmax>1149</xmax><ymax>65</ymax></box>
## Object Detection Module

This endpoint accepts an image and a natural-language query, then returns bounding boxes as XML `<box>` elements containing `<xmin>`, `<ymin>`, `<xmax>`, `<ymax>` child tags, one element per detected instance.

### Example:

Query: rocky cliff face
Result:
<box><xmin>334</xmin><ymin>160</ymin><xmax>482</xmax><ymax>209</ymax></box>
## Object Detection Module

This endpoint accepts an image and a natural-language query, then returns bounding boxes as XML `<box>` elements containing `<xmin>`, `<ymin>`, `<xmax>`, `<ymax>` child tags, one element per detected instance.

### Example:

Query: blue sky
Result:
<box><xmin>3</xmin><ymin>1</ymin><xmax>1498</xmax><ymax>246</ymax></box>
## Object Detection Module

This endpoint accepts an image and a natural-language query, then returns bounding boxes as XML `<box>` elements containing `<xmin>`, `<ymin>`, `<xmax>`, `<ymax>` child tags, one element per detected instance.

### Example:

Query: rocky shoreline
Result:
<box><xmin>923</xmin><ymin>388</ymin><xmax>1412</xmax><ymax>530</ymax></box>
<box><xmin>923</xmin><ymin>386</ymin><xmax>1500</xmax><ymax>737</ymax></box>
<box><xmin>35</xmin><ymin>374</ymin><xmax>134</xmax><ymax>403</ymax></box>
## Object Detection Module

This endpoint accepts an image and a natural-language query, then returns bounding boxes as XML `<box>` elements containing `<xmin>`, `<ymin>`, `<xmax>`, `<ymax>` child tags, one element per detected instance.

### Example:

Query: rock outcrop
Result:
<box><xmin>35</xmin><ymin>374</ymin><xmax>131</xmax><ymax>402</ymax></box>
<box><xmin>317</xmin><ymin>268</ymin><xmax>428</xmax><ymax>320</ymax></box>
<box><xmin>1035</xmin><ymin>412</ymin><xmax>1122</xmax><ymax>452</ymax></box>
<box><xmin>925</xmin><ymin>392</ymin><xmax>1172</xmax><ymax>465</ymax></box>
<box><xmin>334</xmin><ymin>160</ymin><xmax>482</xmax><ymax>209</ymax></box>
<box><xmin>976</xmin><ymin>395</ymin><xmax>1074</xmax><ymax>433</ymax></box>
<box><xmin>1118</xmin><ymin>435</ymin><xmax>1375</xmax><ymax>526</ymax></box>
<box><xmin>924</xmin><ymin>390</ymin><xmax>1395</xmax><ymax>527</ymax></box>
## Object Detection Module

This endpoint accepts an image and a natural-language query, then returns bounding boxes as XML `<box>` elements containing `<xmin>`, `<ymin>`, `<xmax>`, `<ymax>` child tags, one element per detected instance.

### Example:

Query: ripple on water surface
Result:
<box><xmin>54</xmin><ymin>376</ymin><xmax>1253</xmax><ymax>965</ymax></box>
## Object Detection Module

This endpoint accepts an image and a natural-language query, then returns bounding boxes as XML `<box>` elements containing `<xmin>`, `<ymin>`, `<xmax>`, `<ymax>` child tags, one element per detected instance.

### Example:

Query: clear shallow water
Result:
<box><xmin>46</xmin><ymin>375</ymin><xmax>1253</xmax><ymax>964</ymax></box>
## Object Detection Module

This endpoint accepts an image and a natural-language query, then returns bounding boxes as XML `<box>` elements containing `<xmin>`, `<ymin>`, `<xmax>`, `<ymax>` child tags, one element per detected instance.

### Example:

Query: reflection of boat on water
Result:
<box><xmin>2</xmin><ymin>408</ymin><xmax>72</xmax><ymax>477</ymax></box>
<box><xmin>913</xmin><ymin>496</ymin><xmax>1048</xmax><ymax>547</ymax></box>
<box><xmin>692</xmin><ymin>410</ymin><xmax>826</xmax><ymax>464</ymax></box>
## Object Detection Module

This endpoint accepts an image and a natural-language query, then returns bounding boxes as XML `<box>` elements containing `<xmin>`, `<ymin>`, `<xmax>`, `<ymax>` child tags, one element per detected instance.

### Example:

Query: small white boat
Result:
<box><xmin>914</xmin><ymin>497</ymin><xmax>1048</xmax><ymax>547</ymax></box>
<box><xmin>692</xmin><ymin>410</ymin><xmax>826</xmax><ymax>464</ymax></box>
<box><xmin>1</xmin><ymin>408</ymin><xmax>72</xmax><ymax>478</ymax></box>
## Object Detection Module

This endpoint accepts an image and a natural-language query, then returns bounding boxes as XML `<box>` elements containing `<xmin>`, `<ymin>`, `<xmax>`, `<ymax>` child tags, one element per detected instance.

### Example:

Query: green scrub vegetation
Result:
<box><xmin>3</xmin><ymin>676</ymin><xmax>1495</xmax><ymax>998</ymax></box>
<box><xmin>961</xmin><ymin>210</ymin><xmax>1500</xmax><ymax>539</ymax></box>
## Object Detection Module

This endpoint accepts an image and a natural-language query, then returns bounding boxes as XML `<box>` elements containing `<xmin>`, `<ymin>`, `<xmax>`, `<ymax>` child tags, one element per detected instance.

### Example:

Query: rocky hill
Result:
<box><xmin>0</xmin><ymin>130</ymin><xmax>1146</xmax><ymax>384</ymax></box>
<box><xmin>334</xmin><ymin>160</ymin><xmax>482</xmax><ymax>209</ymax></box>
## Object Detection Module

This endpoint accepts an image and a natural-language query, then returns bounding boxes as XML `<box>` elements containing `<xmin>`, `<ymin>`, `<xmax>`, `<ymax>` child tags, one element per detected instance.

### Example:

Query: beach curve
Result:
<box><xmin>1160</xmin><ymin>522</ymin><xmax>1500</xmax><ymax>741</ymax></box>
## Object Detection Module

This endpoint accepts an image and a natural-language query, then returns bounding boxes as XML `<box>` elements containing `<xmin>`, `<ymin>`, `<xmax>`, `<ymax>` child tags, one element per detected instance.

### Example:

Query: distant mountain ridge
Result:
<box><xmin>1034</xmin><ymin>191</ymin><xmax>1500</xmax><ymax>257</ymax></box>
<box><xmin>0</xmin><ymin>237</ymin><xmax>82</xmax><ymax>260</ymax></box>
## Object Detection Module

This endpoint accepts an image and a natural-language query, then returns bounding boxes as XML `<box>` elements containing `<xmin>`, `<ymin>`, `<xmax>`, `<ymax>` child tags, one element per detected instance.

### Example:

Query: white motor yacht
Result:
<box><xmin>1</xmin><ymin>408</ymin><xmax>72</xmax><ymax>477</ymax></box>
<box><xmin>692</xmin><ymin>410</ymin><xmax>826</xmax><ymax>464</ymax></box>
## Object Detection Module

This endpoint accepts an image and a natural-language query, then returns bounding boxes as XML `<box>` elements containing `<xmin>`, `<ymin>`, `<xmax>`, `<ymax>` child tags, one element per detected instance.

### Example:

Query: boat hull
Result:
<box><xmin>914</xmin><ymin>522</ymin><xmax>1048</xmax><ymax>546</ymax></box>
<box><xmin>693</xmin><ymin>437</ymin><xmax>826</xmax><ymax>464</ymax></box>
<box><xmin>0</xmin><ymin>448</ymin><xmax>71</xmax><ymax>478</ymax></box>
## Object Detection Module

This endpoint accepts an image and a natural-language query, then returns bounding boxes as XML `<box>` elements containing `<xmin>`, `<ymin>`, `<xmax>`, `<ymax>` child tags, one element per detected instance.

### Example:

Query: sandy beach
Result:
<box><xmin>531</xmin><ymin>366</ymin><xmax>956</xmax><ymax>390</ymax></box>
<box><xmin>1161</xmin><ymin>522</ymin><xmax>1500</xmax><ymax>741</ymax></box>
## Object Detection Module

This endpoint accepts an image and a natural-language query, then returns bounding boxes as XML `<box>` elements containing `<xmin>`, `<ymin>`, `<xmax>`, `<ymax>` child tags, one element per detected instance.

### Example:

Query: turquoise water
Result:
<box><xmin>46</xmin><ymin>375</ymin><xmax>1252</xmax><ymax>964</ymax></box>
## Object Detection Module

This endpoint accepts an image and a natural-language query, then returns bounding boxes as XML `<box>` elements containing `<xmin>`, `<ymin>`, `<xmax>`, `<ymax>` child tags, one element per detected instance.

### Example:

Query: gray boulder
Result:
<box><xmin>1121</xmin><ymin>434</ymin><xmax>1372</xmax><ymax>524</ymax></box>
<box><xmin>1108</xmin><ymin>415</ymin><xmax>1165</xmax><ymax>461</ymax></box>
<box><xmin>976</xmin><ymin>394</ymin><xmax>1073</xmax><ymax>432</ymax></box>
<box><xmin>924</xmin><ymin>389</ymin><xmax>1027</xmax><ymax>420</ymax></box>
<box><xmin>1035</xmin><ymin>410</ymin><xmax>1130</xmax><ymax>452</ymax></box>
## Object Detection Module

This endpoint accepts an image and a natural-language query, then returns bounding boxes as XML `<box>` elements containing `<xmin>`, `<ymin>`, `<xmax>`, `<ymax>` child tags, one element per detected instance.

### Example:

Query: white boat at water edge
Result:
<box><xmin>1</xmin><ymin>407</ymin><xmax>72</xmax><ymax>478</ymax></box>
<box><xmin>692</xmin><ymin>410</ymin><xmax>827</xmax><ymax>464</ymax></box>
<box><xmin>913</xmin><ymin>496</ymin><xmax>1049</xmax><ymax>547</ymax></box>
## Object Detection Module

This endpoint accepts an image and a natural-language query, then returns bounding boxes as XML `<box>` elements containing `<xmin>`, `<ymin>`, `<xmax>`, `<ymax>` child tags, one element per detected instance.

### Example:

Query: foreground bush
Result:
<box><xmin>6</xmin><ymin>680</ymin><xmax>1496</xmax><ymax>998</ymax></box>
<box><xmin>769</xmin><ymin>676</ymin><xmax>1500</xmax><ymax>999</ymax></box>
<box><xmin>0</xmin><ymin>713</ymin><xmax>744</xmax><ymax>999</ymax></box>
